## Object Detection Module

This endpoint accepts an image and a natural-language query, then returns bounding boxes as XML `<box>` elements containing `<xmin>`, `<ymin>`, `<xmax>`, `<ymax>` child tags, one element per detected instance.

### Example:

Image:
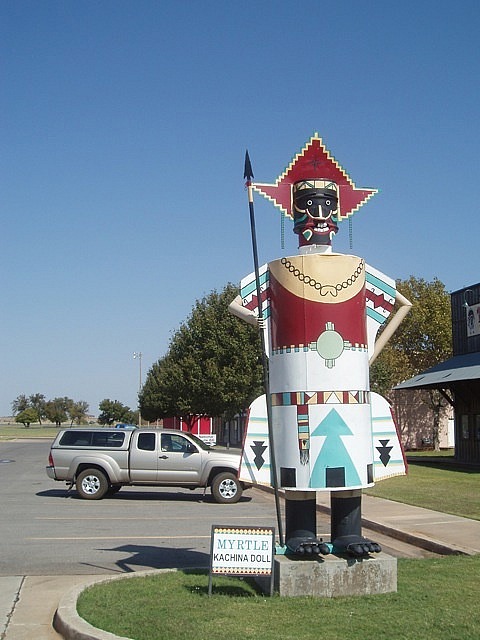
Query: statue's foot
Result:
<box><xmin>286</xmin><ymin>530</ymin><xmax>330</xmax><ymax>557</ymax></box>
<box><xmin>333</xmin><ymin>535</ymin><xmax>381</xmax><ymax>557</ymax></box>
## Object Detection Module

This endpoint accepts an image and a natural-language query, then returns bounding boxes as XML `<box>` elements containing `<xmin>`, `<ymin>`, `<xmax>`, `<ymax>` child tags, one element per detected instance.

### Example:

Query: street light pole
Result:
<box><xmin>133</xmin><ymin>351</ymin><xmax>142</xmax><ymax>426</ymax></box>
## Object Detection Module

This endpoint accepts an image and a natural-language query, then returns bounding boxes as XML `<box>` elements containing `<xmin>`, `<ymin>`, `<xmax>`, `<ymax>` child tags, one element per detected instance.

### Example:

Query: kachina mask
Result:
<box><xmin>250</xmin><ymin>133</ymin><xmax>378</xmax><ymax>248</ymax></box>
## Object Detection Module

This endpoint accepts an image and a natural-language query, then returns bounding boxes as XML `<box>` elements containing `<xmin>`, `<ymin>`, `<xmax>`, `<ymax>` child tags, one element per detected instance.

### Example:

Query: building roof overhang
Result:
<box><xmin>394</xmin><ymin>352</ymin><xmax>480</xmax><ymax>391</ymax></box>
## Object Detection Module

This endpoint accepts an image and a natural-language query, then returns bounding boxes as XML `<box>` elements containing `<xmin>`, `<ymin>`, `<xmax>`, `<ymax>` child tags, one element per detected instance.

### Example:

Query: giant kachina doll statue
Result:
<box><xmin>229</xmin><ymin>134</ymin><xmax>411</xmax><ymax>558</ymax></box>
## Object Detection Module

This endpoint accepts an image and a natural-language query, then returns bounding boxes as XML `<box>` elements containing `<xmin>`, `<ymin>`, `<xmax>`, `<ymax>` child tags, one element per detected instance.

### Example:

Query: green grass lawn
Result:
<box><xmin>77</xmin><ymin>557</ymin><xmax>480</xmax><ymax>640</ymax></box>
<box><xmin>0</xmin><ymin>422</ymin><xmax>103</xmax><ymax>440</ymax></box>
<box><xmin>366</xmin><ymin>455</ymin><xmax>480</xmax><ymax>520</ymax></box>
<box><xmin>0</xmin><ymin>423</ymin><xmax>62</xmax><ymax>439</ymax></box>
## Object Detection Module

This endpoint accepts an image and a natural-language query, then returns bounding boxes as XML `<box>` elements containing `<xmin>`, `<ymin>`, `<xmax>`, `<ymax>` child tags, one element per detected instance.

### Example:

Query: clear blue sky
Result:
<box><xmin>2</xmin><ymin>0</ymin><xmax>480</xmax><ymax>417</ymax></box>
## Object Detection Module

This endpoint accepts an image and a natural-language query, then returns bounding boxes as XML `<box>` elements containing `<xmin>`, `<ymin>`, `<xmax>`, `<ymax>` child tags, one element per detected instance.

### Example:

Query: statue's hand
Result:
<box><xmin>257</xmin><ymin>316</ymin><xmax>266</xmax><ymax>330</ymax></box>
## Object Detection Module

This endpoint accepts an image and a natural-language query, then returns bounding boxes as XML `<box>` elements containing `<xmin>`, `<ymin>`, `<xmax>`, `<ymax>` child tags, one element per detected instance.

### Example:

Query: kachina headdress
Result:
<box><xmin>250</xmin><ymin>133</ymin><xmax>377</xmax><ymax>221</ymax></box>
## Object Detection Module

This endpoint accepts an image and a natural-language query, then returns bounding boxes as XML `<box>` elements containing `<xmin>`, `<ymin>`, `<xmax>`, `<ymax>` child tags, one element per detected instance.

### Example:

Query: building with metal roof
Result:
<box><xmin>395</xmin><ymin>285</ymin><xmax>480</xmax><ymax>464</ymax></box>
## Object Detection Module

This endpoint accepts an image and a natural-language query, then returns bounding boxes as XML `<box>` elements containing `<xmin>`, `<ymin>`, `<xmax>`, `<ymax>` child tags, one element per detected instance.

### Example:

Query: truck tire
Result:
<box><xmin>211</xmin><ymin>472</ymin><xmax>242</xmax><ymax>504</ymax></box>
<box><xmin>76</xmin><ymin>468</ymin><xmax>109</xmax><ymax>500</ymax></box>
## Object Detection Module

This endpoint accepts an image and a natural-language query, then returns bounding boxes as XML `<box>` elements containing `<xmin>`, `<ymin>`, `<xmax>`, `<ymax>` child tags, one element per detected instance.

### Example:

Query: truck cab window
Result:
<box><xmin>161</xmin><ymin>434</ymin><xmax>194</xmax><ymax>453</ymax></box>
<box><xmin>138</xmin><ymin>433</ymin><xmax>156</xmax><ymax>451</ymax></box>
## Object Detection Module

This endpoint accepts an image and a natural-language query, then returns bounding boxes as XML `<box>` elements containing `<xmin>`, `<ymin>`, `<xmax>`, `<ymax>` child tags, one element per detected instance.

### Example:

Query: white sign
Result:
<box><xmin>466</xmin><ymin>303</ymin><xmax>480</xmax><ymax>337</ymax></box>
<box><xmin>198</xmin><ymin>434</ymin><xmax>217</xmax><ymax>446</ymax></box>
<box><xmin>210</xmin><ymin>526</ymin><xmax>275</xmax><ymax>576</ymax></box>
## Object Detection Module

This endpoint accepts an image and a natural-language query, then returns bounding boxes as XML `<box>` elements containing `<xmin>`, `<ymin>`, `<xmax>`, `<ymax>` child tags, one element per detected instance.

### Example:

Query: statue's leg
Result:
<box><xmin>331</xmin><ymin>489</ymin><xmax>381</xmax><ymax>557</ymax></box>
<box><xmin>285</xmin><ymin>490</ymin><xmax>330</xmax><ymax>556</ymax></box>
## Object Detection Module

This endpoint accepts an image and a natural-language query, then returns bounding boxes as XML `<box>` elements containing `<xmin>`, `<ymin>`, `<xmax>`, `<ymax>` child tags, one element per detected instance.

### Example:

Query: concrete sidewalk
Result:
<box><xmin>0</xmin><ymin>575</ymin><xmax>95</xmax><ymax>640</ymax></box>
<box><xmin>2</xmin><ymin>494</ymin><xmax>479</xmax><ymax>640</ymax></box>
<box><xmin>317</xmin><ymin>493</ymin><xmax>480</xmax><ymax>556</ymax></box>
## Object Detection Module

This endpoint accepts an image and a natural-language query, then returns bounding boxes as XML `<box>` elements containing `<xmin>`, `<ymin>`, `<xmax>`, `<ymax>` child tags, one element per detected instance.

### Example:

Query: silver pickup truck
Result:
<box><xmin>46</xmin><ymin>428</ymin><xmax>246</xmax><ymax>503</ymax></box>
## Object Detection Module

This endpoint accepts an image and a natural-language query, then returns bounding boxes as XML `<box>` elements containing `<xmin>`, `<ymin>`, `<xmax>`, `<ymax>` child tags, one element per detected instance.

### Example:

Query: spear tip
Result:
<box><xmin>244</xmin><ymin>150</ymin><xmax>254</xmax><ymax>181</ymax></box>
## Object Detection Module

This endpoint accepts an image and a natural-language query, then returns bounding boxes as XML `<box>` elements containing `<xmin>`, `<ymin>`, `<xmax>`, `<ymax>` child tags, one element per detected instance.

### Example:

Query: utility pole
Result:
<box><xmin>133</xmin><ymin>351</ymin><xmax>142</xmax><ymax>426</ymax></box>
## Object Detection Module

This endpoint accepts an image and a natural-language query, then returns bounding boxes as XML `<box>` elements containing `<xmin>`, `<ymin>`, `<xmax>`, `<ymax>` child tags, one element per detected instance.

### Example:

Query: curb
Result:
<box><xmin>54</xmin><ymin>569</ymin><xmax>175</xmax><ymax>640</ymax></box>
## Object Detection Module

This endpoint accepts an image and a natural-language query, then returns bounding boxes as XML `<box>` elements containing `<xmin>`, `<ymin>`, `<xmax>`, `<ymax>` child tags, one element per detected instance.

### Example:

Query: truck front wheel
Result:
<box><xmin>211</xmin><ymin>472</ymin><xmax>242</xmax><ymax>504</ymax></box>
<box><xmin>76</xmin><ymin>468</ymin><xmax>109</xmax><ymax>500</ymax></box>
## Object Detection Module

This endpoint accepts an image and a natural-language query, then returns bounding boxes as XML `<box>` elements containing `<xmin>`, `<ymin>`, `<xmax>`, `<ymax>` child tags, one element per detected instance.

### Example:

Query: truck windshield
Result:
<box><xmin>187</xmin><ymin>433</ymin><xmax>213</xmax><ymax>451</ymax></box>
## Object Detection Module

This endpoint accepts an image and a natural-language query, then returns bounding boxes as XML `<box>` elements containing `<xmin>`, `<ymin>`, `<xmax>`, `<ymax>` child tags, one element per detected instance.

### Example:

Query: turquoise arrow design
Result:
<box><xmin>310</xmin><ymin>408</ymin><xmax>361</xmax><ymax>488</ymax></box>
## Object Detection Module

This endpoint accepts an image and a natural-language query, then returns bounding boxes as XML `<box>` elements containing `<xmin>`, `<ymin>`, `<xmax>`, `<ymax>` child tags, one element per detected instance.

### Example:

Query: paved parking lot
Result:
<box><xmin>0</xmin><ymin>439</ymin><xmax>303</xmax><ymax>576</ymax></box>
<box><xmin>0</xmin><ymin>438</ymin><xmax>441</xmax><ymax>581</ymax></box>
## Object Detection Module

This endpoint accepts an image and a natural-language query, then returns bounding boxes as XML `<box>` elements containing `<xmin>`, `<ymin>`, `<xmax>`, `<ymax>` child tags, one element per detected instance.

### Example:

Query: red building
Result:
<box><xmin>162</xmin><ymin>415</ymin><xmax>214</xmax><ymax>435</ymax></box>
<box><xmin>159</xmin><ymin>415</ymin><xmax>245</xmax><ymax>448</ymax></box>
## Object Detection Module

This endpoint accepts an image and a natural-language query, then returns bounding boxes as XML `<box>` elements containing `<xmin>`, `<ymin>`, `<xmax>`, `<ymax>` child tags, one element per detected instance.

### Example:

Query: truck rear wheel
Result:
<box><xmin>211</xmin><ymin>472</ymin><xmax>242</xmax><ymax>504</ymax></box>
<box><xmin>76</xmin><ymin>468</ymin><xmax>109</xmax><ymax>500</ymax></box>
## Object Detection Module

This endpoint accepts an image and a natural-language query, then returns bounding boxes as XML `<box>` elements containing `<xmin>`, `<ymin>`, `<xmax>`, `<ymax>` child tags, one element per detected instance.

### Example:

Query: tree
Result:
<box><xmin>139</xmin><ymin>283</ymin><xmax>264</xmax><ymax>428</ymax></box>
<box><xmin>44</xmin><ymin>397</ymin><xmax>72</xmax><ymax>427</ymax></box>
<box><xmin>11</xmin><ymin>393</ymin><xmax>46</xmax><ymax>424</ymax></box>
<box><xmin>10</xmin><ymin>393</ymin><xmax>91</xmax><ymax>428</ymax></box>
<box><xmin>68</xmin><ymin>400</ymin><xmax>90</xmax><ymax>426</ymax></box>
<box><xmin>15</xmin><ymin>408</ymin><xmax>38</xmax><ymax>428</ymax></box>
<box><xmin>98</xmin><ymin>399</ymin><xmax>135</xmax><ymax>425</ymax></box>
<box><xmin>11</xmin><ymin>394</ymin><xmax>29</xmax><ymax>416</ymax></box>
<box><xmin>140</xmin><ymin>353</ymin><xmax>184</xmax><ymax>423</ymax></box>
<box><xmin>29</xmin><ymin>393</ymin><xmax>46</xmax><ymax>425</ymax></box>
<box><xmin>370</xmin><ymin>276</ymin><xmax>452</xmax><ymax>450</ymax></box>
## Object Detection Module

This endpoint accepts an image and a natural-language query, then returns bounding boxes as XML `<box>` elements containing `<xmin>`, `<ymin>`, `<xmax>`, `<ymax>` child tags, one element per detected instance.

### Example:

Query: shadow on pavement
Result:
<box><xmin>87</xmin><ymin>544</ymin><xmax>211</xmax><ymax>573</ymax></box>
<box><xmin>36</xmin><ymin>488</ymin><xmax>252</xmax><ymax>502</ymax></box>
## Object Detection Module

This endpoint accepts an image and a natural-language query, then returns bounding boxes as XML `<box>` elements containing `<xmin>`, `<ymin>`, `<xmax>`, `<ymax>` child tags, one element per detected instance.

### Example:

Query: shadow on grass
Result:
<box><xmin>406</xmin><ymin>457</ymin><xmax>480</xmax><ymax>473</ymax></box>
<box><xmin>181</xmin><ymin>568</ymin><xmax>264</xmax><ymax>597</ymax></box>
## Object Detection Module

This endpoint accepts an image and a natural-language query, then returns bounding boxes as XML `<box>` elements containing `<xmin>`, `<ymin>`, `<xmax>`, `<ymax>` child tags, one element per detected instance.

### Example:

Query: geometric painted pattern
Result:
<box><xmin>297</xmin><ymin>404</ymin><xmax>310</xmax><ymax>464</ymax></box>
<box><xmin>271</xmin><ymin>343</ymin><xmax>367</xmax><ymax>355</ymax></box>
<box><xmin>272</xmin><ymin>390</ymin><xmax>370</xmax><ymax>406</ymax></box>
<box><xmin>272</xmin><ymin>390</ymin><xmax>370</xmax><ymax>467</ymax></box>
<box><xmin>366</xmin><ymin>270</ymin><xmax>395</xmax><ymax>323</ymax></box>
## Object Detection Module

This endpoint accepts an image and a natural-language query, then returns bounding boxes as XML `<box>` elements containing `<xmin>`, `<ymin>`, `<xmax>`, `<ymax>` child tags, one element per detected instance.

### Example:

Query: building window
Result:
<box><xmin>475</xmin><ymin>415</ymin><xmax>480</xmax><ymax>441</ymax></box>
<box><xmin>461</xmin><ymin>415</ymin><xmax>470</xmax><ymax>439</ymax></box>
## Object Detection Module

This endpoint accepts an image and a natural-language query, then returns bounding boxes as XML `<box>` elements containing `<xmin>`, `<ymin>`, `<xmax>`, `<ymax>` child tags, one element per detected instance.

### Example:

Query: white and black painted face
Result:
<box><xmin>293</xmin><ymin>183</ymin><xmax>339</xmax><ymax>247</ymax></box>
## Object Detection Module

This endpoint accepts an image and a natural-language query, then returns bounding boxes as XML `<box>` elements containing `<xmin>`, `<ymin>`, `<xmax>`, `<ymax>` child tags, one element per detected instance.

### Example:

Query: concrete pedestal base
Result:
<box><xmin>269</xmin><ymin>552</ymin><xmax>397</xmax><ymax>597</ymax></box>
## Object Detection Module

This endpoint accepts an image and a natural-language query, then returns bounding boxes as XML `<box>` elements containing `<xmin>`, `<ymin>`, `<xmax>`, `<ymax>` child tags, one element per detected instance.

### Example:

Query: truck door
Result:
<box><xmin>156</xmin><ymin>433</ymin><xmax>203</xmax><ymax>484</ymax></box>
<box><xmin>129</xmin><ymin>432</ymin><xmax>159</xmax><ymax>482</ymax></box>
